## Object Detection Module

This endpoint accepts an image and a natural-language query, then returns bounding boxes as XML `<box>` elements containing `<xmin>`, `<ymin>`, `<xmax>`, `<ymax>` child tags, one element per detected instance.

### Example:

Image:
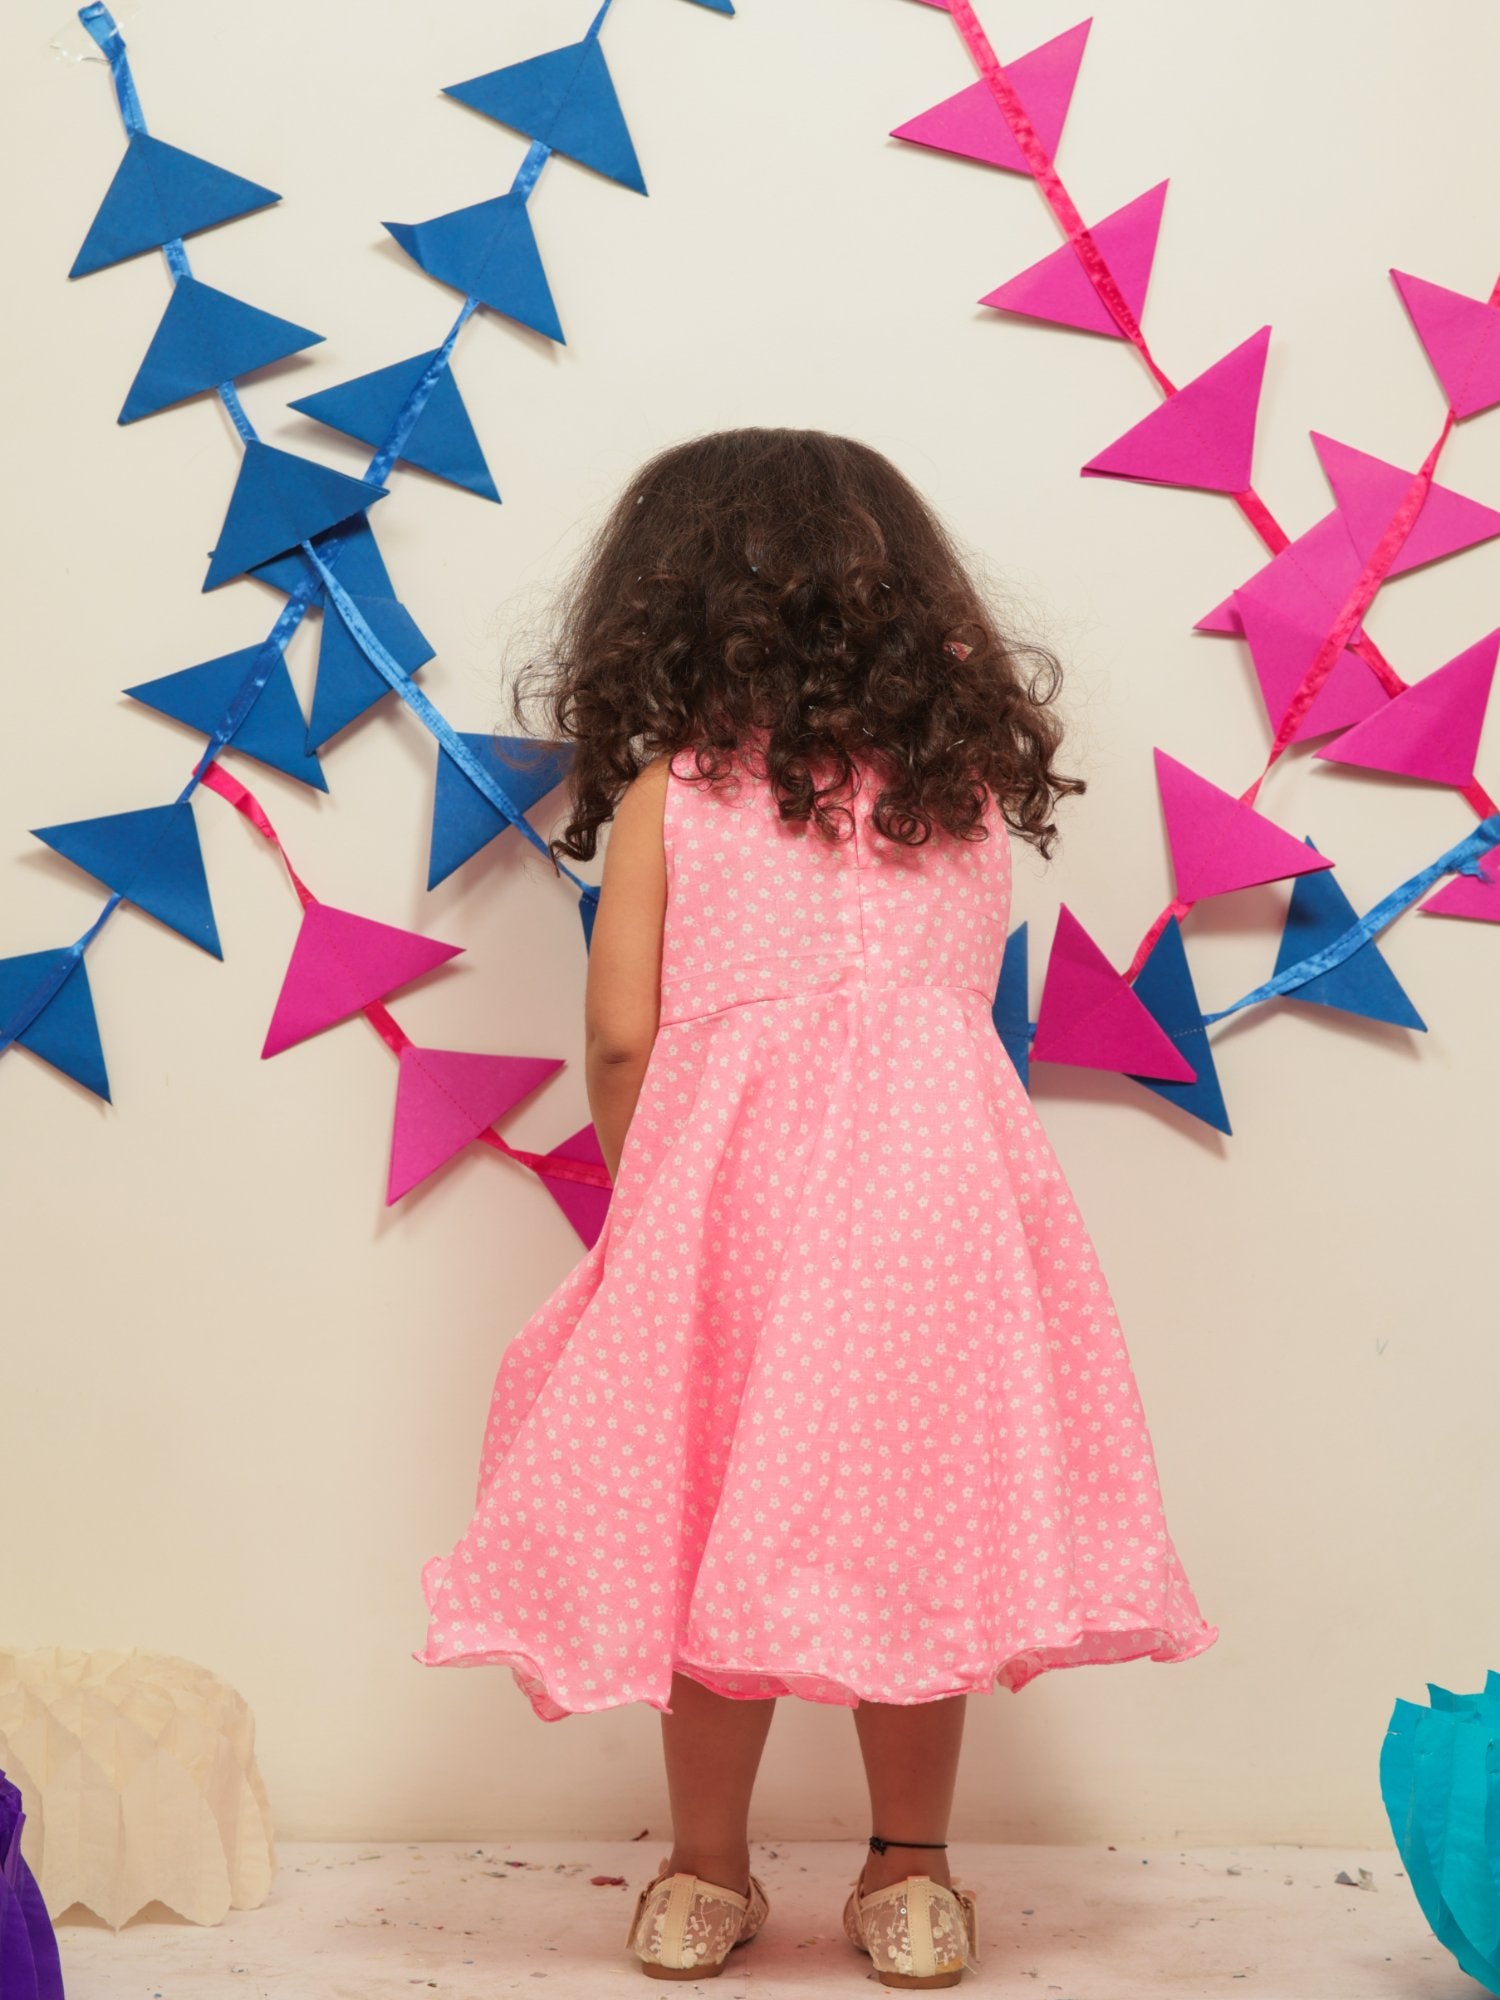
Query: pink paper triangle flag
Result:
<box><xmin>1312</xmin><ymin>432</ymin><xmax>1500</xmax><ymax>578</ymax></box>
<box><xmin>981</xmin><ymin>181</ymin><xmax>1167</xmax><ymax>338</ymax></box>
<box><xmin>387</xmin><ymin>1047</ymin><xmax>564</xmax><ymax>1203</ymax></box>
<box><xmin>891</xmin><ymin>20</ymin><xmax>1091</xmax><ymax>174</ymax></box>
<box><xmin>1232</xmin><ymin>591</ymin><xmax>1388</xmax><ymax>743</ymax></box>
<box><xmin>1082</xmin><ymin>326</ymin><xmax>1271</xmax><ymax>493</ymax></box>
<box><xmin>538</xmin><ymin>1122</ymin><xmax>613</xmax><ymax>1247</ymax></box>
<box><xmin>1031</xmin><ymin>904</ymin><xmax>1196</xmax><ymax>1081</ymax></box>
<box><xmin>1314</xmin><ymin>628</ymin><xmax>1498</xmax><ymax>787</ymax></box>
<box><xmin>1392</xmin><ymin>270</ymin><xmax>1500</xmax><ymax>420</ymax></box>
<box><xmin>1196</xmin><ymin>509</ymin><xmax>1363</xmax><ymax>635</ymax></box>
<box><xmin>1420</xmin><ymin>844</ymin><xmax>1500</xmax><ymax>921</ymax></box>
<box><xmin>262</xmin><ymin>902</ymin><xmax>463</xmax><ymax>1057</ymax></box>
<box><xmin>1154</xmin><ymin>748</ymin><xmax>1335</xmax><ymax>901</ymax></box>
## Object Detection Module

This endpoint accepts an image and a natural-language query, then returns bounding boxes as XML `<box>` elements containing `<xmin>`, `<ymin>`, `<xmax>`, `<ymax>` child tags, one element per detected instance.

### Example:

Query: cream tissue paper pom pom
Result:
<box><xmin>0</xmin><ymin>1645</ymin><xmax>276</xmax><ymax>1929</ymax></box>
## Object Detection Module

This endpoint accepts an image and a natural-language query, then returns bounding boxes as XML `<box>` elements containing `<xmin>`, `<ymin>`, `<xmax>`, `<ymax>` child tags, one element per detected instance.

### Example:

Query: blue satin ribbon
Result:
<box><xmin>1019</xmin><ymin>812</ymin><xmax>1500</xmax><ymax>1049</ymax></box>
<box><xmin>1199</xmin><ymin>813</ymin><xmax>1500</xmax><ymax>1024</ymax></box>
<box><xmin>307</xmin><ymin>549</ymin><xmax>594</xmax><ymax>897</ymax></box>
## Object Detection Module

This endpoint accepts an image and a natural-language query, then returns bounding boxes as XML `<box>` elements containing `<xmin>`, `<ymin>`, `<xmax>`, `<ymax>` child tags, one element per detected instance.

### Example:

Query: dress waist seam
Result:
<box><xmin>658</xmin><ymin>976</ymin><xmax>994</xmax><ymax>1030</ymax></box>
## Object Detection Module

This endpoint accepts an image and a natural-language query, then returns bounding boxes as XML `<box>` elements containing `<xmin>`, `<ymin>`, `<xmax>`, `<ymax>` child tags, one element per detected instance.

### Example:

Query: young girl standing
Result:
<box><xmin>416</xmin><ymin>428</ymin><xmax>1217</xmax><ymax>1986</ymax></box>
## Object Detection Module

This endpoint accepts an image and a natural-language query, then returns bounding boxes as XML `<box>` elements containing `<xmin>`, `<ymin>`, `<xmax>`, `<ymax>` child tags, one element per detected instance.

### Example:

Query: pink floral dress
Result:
<box><xmin>415</xmin><ymin>744</ymin><xmax>1217</xmax><ymax>1718</ymax></box>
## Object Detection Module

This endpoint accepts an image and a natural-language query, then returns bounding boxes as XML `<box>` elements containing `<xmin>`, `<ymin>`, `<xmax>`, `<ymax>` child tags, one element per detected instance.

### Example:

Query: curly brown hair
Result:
<box><xmin>507</xmin><ymin>427</ymin><xmax>1084</xmax><ymax>861</ymax></box>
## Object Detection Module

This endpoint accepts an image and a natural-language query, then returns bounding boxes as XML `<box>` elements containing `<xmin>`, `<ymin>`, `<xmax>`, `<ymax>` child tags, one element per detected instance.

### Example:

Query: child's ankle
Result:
<box><xmin>664</xmin><ymin>1847</ymin><xmax>751</xmax><ymax>1896</ymax></box>
<box><xmin>859</xmin><ymin>1844</ymin><xmax>954</xmax><ymax>1894</ymax></box>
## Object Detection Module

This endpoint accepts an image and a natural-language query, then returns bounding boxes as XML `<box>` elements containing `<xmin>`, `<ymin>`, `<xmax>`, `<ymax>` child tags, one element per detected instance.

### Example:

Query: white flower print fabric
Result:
<box><xmin>415</xmin><ymin>743</ymin><xmax>1218</xmax><ymax>1719</ymax></box>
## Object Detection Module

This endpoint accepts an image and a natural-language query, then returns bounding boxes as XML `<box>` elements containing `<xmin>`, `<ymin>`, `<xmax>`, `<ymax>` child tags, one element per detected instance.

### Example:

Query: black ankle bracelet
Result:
<box><xmin>868</xmin><ymin>1835</ymin><xmax>948</xmax><ymax>1854</ymax></box>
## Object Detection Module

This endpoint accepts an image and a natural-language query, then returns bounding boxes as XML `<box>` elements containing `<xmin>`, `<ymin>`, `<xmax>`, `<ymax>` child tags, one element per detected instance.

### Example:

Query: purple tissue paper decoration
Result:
<box><xmin>0</xmin><ymin>1771</ymin><xmax>64</xmax><ymax>2000</ymax></box>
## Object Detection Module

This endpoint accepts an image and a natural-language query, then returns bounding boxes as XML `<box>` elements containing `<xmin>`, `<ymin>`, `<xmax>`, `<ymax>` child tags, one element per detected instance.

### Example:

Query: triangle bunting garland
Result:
<box><xmin>387</xmin><ymin>1048</ymin><xmax>564</xmax><ymax>1203</ymax></box>
<box><xmin>31</xmin><ymin>802</ymin><xmax>221</xmax><ymax>958</ymax></box>
<box><xmin>125</xmin><ymin>646</ymin><xmax>326</xmax><ymax>792</ymax></box>
<box><xmin>892</xmin><ymin>22</ymin><xmax>1090</xmax><ymax>174</ymax></box>
<box><xmin>383</xmin><ymin>193</ymin><xmax>564</xmax><ymax>343</ymax></box>
<box><xmin>262</xmin><ymin>904</ymin><xmax>462</xmax><ymax>1057</ymax></box>
<box><xmin>0</xmin><ymin>949</ymin><xmax>110</xmax><ymax>1100</ymax></box>
<box><xmin>290</xmin><ymin>350</ymin><xmax>499</xmax><ymax>503</ymax></box>
<box><xmin>204</xmin><ymin>441</ymin><xmax>389</xmax><ymax>592</ymax></box>
<box><xmin>1126</xmin><ymin>918</ymin><xmax>1230</xmax><ymax>1132</ymax></box>
<box><xmin>70</xmin><ymin>132</ymin><xmax>279</xmax><ymax>277</ymax></box>
<box><xmin>1273</xmin><ymin>840</ymin><xmax>1426</xmax><ymax>1029</ymax></box>
<box><xmin>1032</xmin><ymin>905</ymin><xmax>1196</xmax><ymax>1082</ymax></box>
<box><xmin>444</xmin><ymin>38</ymin><xmax>646</xmax><ymax>194</ymax></box>
<box><xmin>121</xmin><ymin>277</ymin><xmax>322</xmax><ymax>424</ymax></box>
<box><xmin>1155</xmin><ymin>749</ymin><xmax>1335</xmax><ymax>901</ymax></box>
<box><xmin>428</xmin><ymin>734</ymin><xmax>575</xmax><ymax>888</ymax></box>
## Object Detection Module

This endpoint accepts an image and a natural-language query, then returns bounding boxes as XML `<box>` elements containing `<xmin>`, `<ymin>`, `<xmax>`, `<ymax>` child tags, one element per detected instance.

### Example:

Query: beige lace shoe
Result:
<box><xmin>624</xmin><ymin>1854</ymin><xmax>770</xmax><ymax>1979</ymax></box>
<box><xmin>843</xmin><ymin>1866</ymin><xmax>981</xmax><ymax>1988</ymax></box>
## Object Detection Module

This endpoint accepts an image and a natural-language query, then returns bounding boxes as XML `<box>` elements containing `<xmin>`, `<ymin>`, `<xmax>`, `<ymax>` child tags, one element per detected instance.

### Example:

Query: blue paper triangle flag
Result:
<box><xmin>120</xmin><ymin>277</ymin><xmax>323</xmax><ymax>424</ymax></box>
<box><xmin>203</xmin><ymin>440</ymin><xmax>389</xmax><ymax>592</ymax></box>
<box><xmin>125</xmin><ymin>645</ymin><xmax>327</xmax><ymax>792</ymax></box>
<box><xmin>990</xmin><ymin>921</ymin><xmax>1031</xmax><ymax>1090</ymax></box>
<box><xmin>1126</xmin><ymin>916</ymin><xmax>1231</xmax><ymax>1133</ymax></box>
<box><xmin>0</xmin><ymin>948</ymin><xmax>110</xmax><ymax>1100</ymax></box>
<box><xmin>579</xmin><ymin>883</ymin><xmax>599</xmax><ymax>949</ymax></box>
<box><xmin>30</xmin><ymin>802</ymin><xmax>221</xmax><ymax>957</ymax></box>
<box><xmin>383</xmin><ymin>193</ymin><xmax>564</xmax><ymax>343</ymax></box>
<box><xmin>429</xmin><ymin>733</ymin><xmax>575</xmax><ymax>888</ymax></box>
<box><xmin>683</xmin><ymin>0</ymin><xmax>735</xmax><ymax>11</ymax></box>
<box><xmin>289</xmin><ymin>350</ymin><xmax>499</xmax><ymax>502</ymax></box>
<box><xmin>309</xmin><ymin>596</ymin><xmax>434</xmax><ymax>749</ymax></box>
<box><xmin>70</xmin><ymin>132</ymin><xmax>280</xmax><ymax>278</ymax></box>
<box><xmin>1274</xmin><ymin>837</ymin><xmax>1426</xmax><ymax>1030</ymax></box>
<box><xmin>444</xmin><ymin>38</ymin><xmax>646</xmax><ymax>194</ymax></box>
<box><xmin>249</xmin><ymin>512</ymin><xmax>394</xmax><ymax>603</ymax></box>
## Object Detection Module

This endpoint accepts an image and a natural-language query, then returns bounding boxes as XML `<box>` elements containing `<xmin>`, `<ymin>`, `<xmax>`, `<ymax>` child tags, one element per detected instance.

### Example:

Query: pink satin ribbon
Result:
<box><xmin>940</xmin><ymin>0</ymin><xmax>1498</xmax><ymax>982</ymax></box>
<box><xmin>197</xmin><ymin>758</ymin><xmax>612</xmax><ymax>1193</ymax></box>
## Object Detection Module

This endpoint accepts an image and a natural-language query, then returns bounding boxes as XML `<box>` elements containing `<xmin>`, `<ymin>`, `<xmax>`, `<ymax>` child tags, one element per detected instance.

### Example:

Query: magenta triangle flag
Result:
<box><xmin>1232</xmin><ymin>591</ymin><xmax>1387</xmax><ymax>743</ymax></box>
<box><xmin>1197</xmin><ymin>509</ymin><xmax>1363</xmax><ymax>636</ymax></box>
<box><xmin>1082</xmin><ymin>327</ymin><xmax>1270</xmax><ymax>493</ymax></box>
<box><xmin>890</xmin><ymin>20</ymin><xmax>1090</xmax><ymax>173</ymax></box>
<box><xmin>262</xmin><ymin>903</ymin><xmax>463</xmax><ymax>1057</ymax></box>
<box><xmin>981</xmin><ymin>181</ymin><xmax>1167</xmax><ymax>338</ymax></box>
<box><xmin>387</xmin><ymin>1048</ymin><xmax>564</xmax><ymax>1204</ymax></box>
<box><xmin>1031</xmin><ymin>905</ymin><xmax>1196</xmax><ymax>1081</ymax></box>
<box><xmin>1391</xmin><ymin>269</ymin><xmax>1500</xmax><ymax>420</ymax></box>
<box><xmin>1154</xmin><ymin>749</ymin><xmax>1334</xmax><ymax>901</ymax></box>
<box><xmin>1312</xmin><ymin>432</ymin><xmax>1500</xmax><ymax>577</ymax></box>
<box><xmin>1421</xmin><ymin>845</ymin><xmax>1500</xmax><ymax>922</ymax></box>
<box><xmin>1314</xmin><ymin>629</ymin><xmax>1498</xmax><ymax>787</ymax></box>
<box><xmin>538</xmin><ymin>1123</ymin><xmax>614</xmax><ymax>1247</ymax></box>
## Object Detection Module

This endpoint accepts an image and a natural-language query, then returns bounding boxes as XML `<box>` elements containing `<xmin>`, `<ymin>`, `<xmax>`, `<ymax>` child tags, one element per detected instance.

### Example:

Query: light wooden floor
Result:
<box><xmin>53</xmin><ymin>1839</ymin><xmax>1457</xmax><ymax>1998</ymax></box>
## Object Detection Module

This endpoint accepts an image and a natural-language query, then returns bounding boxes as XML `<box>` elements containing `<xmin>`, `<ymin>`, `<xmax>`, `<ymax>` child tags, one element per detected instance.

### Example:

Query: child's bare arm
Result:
<box><xmin>583</xmin><ymin>755</ymin><xmax>669</xmax><ymax>1182</ymax></box>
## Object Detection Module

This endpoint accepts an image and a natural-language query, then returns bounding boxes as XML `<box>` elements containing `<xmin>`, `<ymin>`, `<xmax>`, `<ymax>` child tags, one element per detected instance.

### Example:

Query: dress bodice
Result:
<box><xmin>658</xmin><ymin>745</ymin><xmax>1012</xmax><ymax>1027</ymax></box>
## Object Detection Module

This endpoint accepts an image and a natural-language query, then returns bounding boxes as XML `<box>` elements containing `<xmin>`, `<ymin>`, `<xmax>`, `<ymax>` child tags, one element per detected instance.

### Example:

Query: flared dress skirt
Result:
<box><xmin>415</xmin><ymin>745</ymin><xmax>1218</xmax><ymax>1718</ymax></box>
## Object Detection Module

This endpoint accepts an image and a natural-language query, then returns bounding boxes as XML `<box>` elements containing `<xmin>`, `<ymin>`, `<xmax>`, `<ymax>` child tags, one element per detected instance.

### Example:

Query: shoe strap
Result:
<box><xmin>659</xmin><ymin>1872</ymin><xmax>697</xmax><ymax>1960</ymax></box>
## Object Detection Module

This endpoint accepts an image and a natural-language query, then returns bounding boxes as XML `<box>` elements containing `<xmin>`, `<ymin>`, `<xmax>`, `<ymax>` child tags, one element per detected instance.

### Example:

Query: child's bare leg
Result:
<box><xmin>660</xmin><ymin>1670</ymin><xmax>778</xmax><ymax>1894</ymax></box>
<box><xmin>851</xmin><ymin>1692</ymin><xmax>967</xmax><ymax>1893</ymax></box>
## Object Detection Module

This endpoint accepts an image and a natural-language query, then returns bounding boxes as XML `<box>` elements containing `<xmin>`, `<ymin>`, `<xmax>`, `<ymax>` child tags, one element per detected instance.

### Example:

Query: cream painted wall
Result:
<box><xmin>5</xmin><ymin>0</ymin><xmax>1499</xmax><ymax>1849</ymax></box>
